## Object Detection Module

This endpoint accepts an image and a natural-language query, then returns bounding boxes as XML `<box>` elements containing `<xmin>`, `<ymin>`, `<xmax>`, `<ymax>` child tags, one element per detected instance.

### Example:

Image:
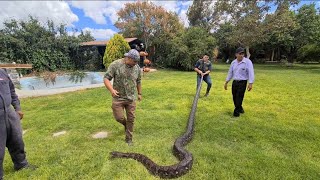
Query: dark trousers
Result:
<box><xmin>111</xmin><ymin>100</ymin><xmax>136</xmax><ymax>141</ymax></box>
<box><xmin>197</xmin><ymin>75</ymin><xmax>212</xmax><ymax>93</ymax></box>
<box><xmin>232</xmin><ymin>80</ymin><xmax>247</xmax><ymax>114</ymax></box>
<box><xmin>0</xmin><ymin>107</ymin><xmax>28</xmax><ymax>178</ymax></box>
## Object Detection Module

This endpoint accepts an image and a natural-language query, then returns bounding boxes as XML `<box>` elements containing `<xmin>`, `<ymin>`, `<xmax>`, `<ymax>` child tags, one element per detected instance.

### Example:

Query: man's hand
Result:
<box><xmin>203</xmin><ymin>71</ymin><xmax>210</xmax><ymax>76</ymax></box>
<box><xmin>110</xmin><ymin>89</ymin><xmax>119</xmax><ymax>97</ymax></box>
<box><xmin>224</xmin><ymin>82</ymin><xmax>228</xmax><ymax>90</ymax></box>
<box><xmin>17</xmin><ymin>111</ymin><xmax>24</xmax><ymax>120</ymax></box>
<box><xmin>138</xmin><ymin>94</ymin><xmax>142</xmax><ymax>101</ymax></box>
<box><xmin>247</xmin><ymin>83</ymin><xmax>253</xmax><ymax>91</ymax></box>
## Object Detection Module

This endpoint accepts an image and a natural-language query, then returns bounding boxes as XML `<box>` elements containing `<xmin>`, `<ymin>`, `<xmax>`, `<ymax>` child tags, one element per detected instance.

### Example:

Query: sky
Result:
<box><xmin>0</xmin><ymin>1</ymin><xmax>319</xmax><ymax>41</ymax></box>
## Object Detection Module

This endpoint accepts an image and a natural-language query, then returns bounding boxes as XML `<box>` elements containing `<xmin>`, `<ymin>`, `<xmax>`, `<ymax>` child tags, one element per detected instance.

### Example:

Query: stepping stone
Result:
<box><xmin>92</xmin><ymin>131</ymin><xmax>108</xmax><ymax>139</ymax></box>
<box><xmin>53</xmin><ymin>131</ymin><xmax>67</xmax><ymax>137</ymax></box>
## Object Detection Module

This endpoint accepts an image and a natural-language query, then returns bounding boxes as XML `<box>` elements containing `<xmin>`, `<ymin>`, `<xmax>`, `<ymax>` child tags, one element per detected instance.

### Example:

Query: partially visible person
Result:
<box><xmin>194</xmin><ymin>54</ymin><xmax>213</xmax><ymax>97</ymax></box>
<box><xmin>0</xmin><ymin>69</ymin><xmax>36</xmax><ymax>180</ymax></box>
<box><xmin>224</xmin><ymin>47</ymin><xmax>255</xmax><ymax>117</ymax></box>
<box><xmin>104</xmin><ymin>49</ymin><xmax>142</xmax><ymax>146</ymax></box>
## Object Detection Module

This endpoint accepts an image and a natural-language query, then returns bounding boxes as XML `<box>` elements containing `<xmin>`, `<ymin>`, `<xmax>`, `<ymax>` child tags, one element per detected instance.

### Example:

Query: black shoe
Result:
<box><xmin>233</xmin><ymin>112</ymin><xmax>240</xmax><ymax>117</ymax></box>
<box><xmin>240</xmin><ymin>109</ymin><xmax>244</xmax><ymax>114</ymax></box>
<box><xmin>15</xmin><ymin>164</ymin><xmax>37</xmax><ymax>171</ymax></box>
<box><xmin>204</xmin><ymin>93</ymin><xmax>209</xmax><ymax>97</ymax></box>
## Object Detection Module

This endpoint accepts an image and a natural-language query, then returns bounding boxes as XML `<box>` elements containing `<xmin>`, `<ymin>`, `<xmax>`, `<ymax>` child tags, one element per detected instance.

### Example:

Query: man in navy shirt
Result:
<box><xmin>194</xmin><ymin>54</ymin><xmax>212</xmax><ymax>97</ymax></box>
<box><xmin>224</xmin><ymin>48</ymin><xmax>255</xmax><ymax>117</ymax></box>
<box><xmin>0</xmin><ymin>69</ymin><xmax>36</xmax><ymax>179</ymax></box>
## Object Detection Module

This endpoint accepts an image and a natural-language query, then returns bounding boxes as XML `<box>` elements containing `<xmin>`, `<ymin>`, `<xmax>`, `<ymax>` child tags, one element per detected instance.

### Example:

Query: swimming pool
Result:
<box><xmin>20</xmin><ymin>72</ymin><xmax>104</xmax><ymax>90</ymax></box>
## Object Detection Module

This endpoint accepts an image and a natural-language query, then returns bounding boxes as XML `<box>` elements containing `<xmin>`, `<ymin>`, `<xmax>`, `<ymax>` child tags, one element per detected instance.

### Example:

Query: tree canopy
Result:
<box><xmin>115</xmin><ymin>1</ymin><xmax>183</xmax><ymax>51</ymax></box>
<box><xmin>0</xmin><ymin>16</ymin><xmax>95</xmax><ymax>72</ymax></box>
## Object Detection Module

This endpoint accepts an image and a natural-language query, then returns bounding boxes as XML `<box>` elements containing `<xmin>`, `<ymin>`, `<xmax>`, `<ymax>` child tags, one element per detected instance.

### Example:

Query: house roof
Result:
<box><xmin>80</xmin><ymin>37</ymin><xmax>138</xmax><ymax>46</ymax></box>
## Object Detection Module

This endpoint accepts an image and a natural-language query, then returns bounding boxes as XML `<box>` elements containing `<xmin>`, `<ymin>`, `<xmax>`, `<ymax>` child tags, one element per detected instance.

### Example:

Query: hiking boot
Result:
<box><xmin>15</xmin><ymin>164</ymin><xmax>38</xmax><ymax>171</ymax></box>
<box><xmin>204</xmin><ymin>92</ymin><xmax>209</xmax><ymax>97</ymax></box>
<box><xmin>125</xmin><ymin>139</ymin><xmax>133</xmax><ymax>146</ymax></box>
<box><xmin>239</xmin><ymin>109</ymin><xmax>245</xmax><ymax>114</ymax></box>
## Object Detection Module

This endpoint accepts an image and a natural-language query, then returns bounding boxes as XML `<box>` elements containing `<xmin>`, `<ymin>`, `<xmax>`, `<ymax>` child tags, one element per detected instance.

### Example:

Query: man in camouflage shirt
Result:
<box><xmin>104</xmin><ymin>49</ymin><xmax>142</xmax><ymax>146</ymax></box>
<box><xmin>194</xmin><ymin>54</ymin><xmax>213</xmax><ymax>97</ymax></box>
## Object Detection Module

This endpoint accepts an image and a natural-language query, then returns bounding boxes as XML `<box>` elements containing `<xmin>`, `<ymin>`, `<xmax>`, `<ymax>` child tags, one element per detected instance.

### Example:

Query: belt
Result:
<box><xmin>233</xmin><ymin>80</ymin><xmax>247</xmax><ymax>82</ymax></box>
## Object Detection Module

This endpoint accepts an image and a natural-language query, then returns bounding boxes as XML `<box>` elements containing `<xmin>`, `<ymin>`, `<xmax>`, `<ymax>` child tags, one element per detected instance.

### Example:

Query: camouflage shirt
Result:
<box><xmin>104</xmin><ymin>58</ymin><xmax>141</xmax><ymax>101</ymax></box>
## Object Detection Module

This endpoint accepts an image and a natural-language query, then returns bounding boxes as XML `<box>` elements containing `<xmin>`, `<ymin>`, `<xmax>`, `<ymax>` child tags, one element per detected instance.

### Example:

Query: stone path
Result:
<box><xmin>49</xmin><ymin>130</ymin><xmax>109</xmax><ymax>139</ymax></box>
<box><xmin>53</xmin><ymin>131</ymin><xmax>67</xmax><ymax>137</ymax></box>
<box><xmin>92</xmin><ymin>131</ymin><xmax>109</xmax><ymax>139</ymax></box>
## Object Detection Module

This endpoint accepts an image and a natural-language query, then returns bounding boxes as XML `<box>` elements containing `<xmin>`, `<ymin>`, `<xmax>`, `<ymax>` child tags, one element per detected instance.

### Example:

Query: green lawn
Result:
<box><xmin>4</xmin><ymin>64</ymin><xmax>320</xmax><ymax>180</ymax></box>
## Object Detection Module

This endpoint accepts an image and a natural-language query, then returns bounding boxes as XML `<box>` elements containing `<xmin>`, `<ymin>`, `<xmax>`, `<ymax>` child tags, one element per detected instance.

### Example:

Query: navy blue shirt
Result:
<box><xmin>0</xmin><ymin>69</ymin><xmax>21</xmax><ymax>111</ymax></box>
<box><xmin>195</xmin><ymin>59</ymin><xmax>212</xmax><ymax>74</ymax></box>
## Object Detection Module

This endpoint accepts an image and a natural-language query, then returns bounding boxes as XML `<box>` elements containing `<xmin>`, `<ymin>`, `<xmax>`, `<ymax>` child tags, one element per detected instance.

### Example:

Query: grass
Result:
<box><xmin>4</xmin><ymin>63</ymin><xmax>320</xmax><ymax>180</ymax></box>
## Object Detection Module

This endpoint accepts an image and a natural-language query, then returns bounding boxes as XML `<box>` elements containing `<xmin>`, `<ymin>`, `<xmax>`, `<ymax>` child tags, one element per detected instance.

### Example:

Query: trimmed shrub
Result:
<box><xmin>103</xmin><ymin>34</ymin><xmax>131</xmax><ymax>68</ymax></box>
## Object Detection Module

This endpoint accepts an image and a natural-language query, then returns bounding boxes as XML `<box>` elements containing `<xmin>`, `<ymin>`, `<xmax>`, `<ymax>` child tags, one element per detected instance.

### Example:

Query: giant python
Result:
<box><xmin>110</xmin><ymin>76</ymin><xmax>203</xmax><ymax>179</ymax></box>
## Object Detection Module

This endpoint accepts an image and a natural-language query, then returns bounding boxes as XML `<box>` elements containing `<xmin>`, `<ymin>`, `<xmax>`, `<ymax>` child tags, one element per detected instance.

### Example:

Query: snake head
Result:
<box><xmin>109</xmin><ymin>152</ymin><xmax>117</xmax><ymax>159</ymax></box>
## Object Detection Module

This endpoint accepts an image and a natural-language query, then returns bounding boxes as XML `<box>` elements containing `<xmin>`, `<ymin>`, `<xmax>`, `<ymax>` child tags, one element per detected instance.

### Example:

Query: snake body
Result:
<box><xmin>110</xmin><ymin>76</ymin><xmax>203</xmax><ymax>178</ymax></box>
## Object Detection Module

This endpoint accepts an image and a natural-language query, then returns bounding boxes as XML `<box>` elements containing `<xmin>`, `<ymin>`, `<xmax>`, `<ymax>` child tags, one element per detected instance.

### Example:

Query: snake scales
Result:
<box><xmin>110</xmin><ymin>76</ymin><xmax>203</xmax><ymax>178</ymax></box>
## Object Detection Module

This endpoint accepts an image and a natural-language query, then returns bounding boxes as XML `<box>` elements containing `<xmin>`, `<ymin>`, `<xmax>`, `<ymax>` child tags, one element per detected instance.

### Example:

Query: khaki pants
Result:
<box><xmin>111</xmin><ymin>100</ymin><xmax>136</xmax><ymax>141</ymax></box>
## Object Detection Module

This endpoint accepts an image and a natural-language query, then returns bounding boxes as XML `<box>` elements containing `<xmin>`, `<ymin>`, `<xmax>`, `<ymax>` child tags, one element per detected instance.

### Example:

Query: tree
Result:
<box><xmin>0</xmin><ymin>16</ymin><xmax>96</xmax><ymax>72</ymax></box>
<box><xmin>165</xmin><ymin>27</ymin><xmax>216</xmax><ymax>70</ymax></box>
<box><xmin>211</xmin><ymin>0</ymin><xmax>299</xmax><ymax>58</ymax></box>
<box><xmin>187</xmin><ymin>0</ymin><xmax>215</xmax><ymax>31</ymax></box>
<box><xmin>78</xmin><ymin>30</ymin><xmax>95</xmax><ymax>42</ymax></box>
<box><xmin>263</xmin><ymin>1</ymin><xmax>299</xmax><ymax>62</ymax></box>
<box><xmin>103</xmin><ymin>34</ymin><xmax>130</xmax><ymax>68</ymax></box>
<box><xmin>214</xmin><ymin>1</ymin><xmax>273</xmax><ymax>58</ymax></box>
<box><xmin>115</xmin><ymin>1</ymin><xmax>183</xmax><ymax>51</ymax></box>
<box><xmin>295</xmin><ymin>4</ymin><xmax>320</xmax><ymax>49</ymax></box>
<box><xmin>214</xmin><ymin>22</ymin><xmax>235</xmax><ymax>61</ymax></box>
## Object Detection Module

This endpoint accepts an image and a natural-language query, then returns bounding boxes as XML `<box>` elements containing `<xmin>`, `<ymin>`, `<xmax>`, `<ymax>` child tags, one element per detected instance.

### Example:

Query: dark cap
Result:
<box><xmin>236</xmin><ymin>47</ymin><xmax>245</xmax><ymax>54</ymax></box>
<box><xmin>124</xmin><ymin>49</ymin><xmax>140</xmax><ymax>62</ymax></box>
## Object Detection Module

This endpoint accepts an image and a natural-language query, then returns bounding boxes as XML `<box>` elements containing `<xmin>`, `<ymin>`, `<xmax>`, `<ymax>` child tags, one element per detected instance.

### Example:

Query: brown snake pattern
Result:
<box><xmin>110</xmin><ymin>76</ymin><xmax>203</xmax><ymax>179</ymax></box>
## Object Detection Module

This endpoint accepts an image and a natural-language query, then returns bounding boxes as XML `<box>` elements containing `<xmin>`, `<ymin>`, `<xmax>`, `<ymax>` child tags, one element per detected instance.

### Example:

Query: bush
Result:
<box><xmin>103</xmin><ymin>34</ymin><xmax>130</xmax><ymax>68</ymax></box>
<box><xmin>297</xmin><ymin>44</ymin><xmax>320</xmax><ymax>63</ymax></box>
<box><xmin>165</xmin><ymin>27</ymin><xmax>216</xmax><ymax>71</ymax></box>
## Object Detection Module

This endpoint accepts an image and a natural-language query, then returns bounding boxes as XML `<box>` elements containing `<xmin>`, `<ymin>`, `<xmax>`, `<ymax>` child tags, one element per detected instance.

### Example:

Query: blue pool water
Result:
<box><xmin>20</xmin><ymin>72</ymin><xmax>104</xmax><ymax>90</ymax></box>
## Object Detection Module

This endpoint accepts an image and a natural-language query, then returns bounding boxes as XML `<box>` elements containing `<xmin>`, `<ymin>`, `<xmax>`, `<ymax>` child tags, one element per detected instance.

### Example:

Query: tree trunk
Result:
<box><xmin>287</xmin><ymin>46</ymin><xmax>294</xmax><ymax>66</ymax></box>
<box><xmin>245</xmin><ymin>45</ymin><xmax>251</xmax><ymax>59</ymax></box>
<box><xmin>271</xmin><ymin>49</ymin><xmax>275</xmax><ymax>61</ymax></box>
<box><xmin>229</xmin><ymin>48</ymin><xmax>232</xmax><ymax>60</ymax></box>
